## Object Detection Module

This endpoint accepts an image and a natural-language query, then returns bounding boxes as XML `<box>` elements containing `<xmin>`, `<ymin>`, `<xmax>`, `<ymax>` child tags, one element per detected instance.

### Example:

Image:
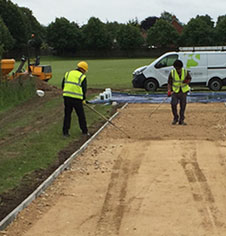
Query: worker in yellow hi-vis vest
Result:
<box><xmin>167</xmin><ymin>59</ymin><xmax>192</xmax><ymax>125</ymax></box>
<box><xmin>62</xmin><ymin>61</ymin><xmax>90</xmax><ymax>137</ymax></box>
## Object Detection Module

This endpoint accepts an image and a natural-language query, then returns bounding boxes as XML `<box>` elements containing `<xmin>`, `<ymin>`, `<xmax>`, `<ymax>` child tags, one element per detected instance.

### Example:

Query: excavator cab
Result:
<box><xmin>29</xmin><ymin>63</ymin><xmax>52</xmax><ymax>81</ymax></box>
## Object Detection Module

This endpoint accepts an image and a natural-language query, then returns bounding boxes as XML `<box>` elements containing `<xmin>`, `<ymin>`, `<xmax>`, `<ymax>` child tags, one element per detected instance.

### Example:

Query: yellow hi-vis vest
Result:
<box><xmin>171</xmin><ymin>68</ymin><xmax>190</xmax><ymax>93</ymax></box>
<box><xmin>63</xmin><ymin>70</ymin><xmax>86</xmax><ymax>99</ymax></box>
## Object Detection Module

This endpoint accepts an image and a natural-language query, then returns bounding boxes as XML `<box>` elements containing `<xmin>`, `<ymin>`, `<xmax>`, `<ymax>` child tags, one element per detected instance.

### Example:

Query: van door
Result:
<box><xmin>154</xmin><ymin>54</ymin><xmax>178</xmax><ymax>86</ymax></box>
<box><xmin>180</xmin><ymin>53</ymin><xmax>207</xmax><ymax>84</ymax></box>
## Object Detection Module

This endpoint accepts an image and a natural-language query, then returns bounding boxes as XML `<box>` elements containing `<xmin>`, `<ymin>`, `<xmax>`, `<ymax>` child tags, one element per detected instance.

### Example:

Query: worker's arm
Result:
<box><xmin>81</xmin><ymin>77</ymin><xmax>87</xmax><ymax>100</ymax></box>
<box><xmin>167</xmin><ymin>73</ymin><xmax>173</xmax><ymax>97</ymax></box>
<box><xmin>168</xmin><ymin>73</ymin><xmax>173</xmax><ymax>91</ymax></box>
<box><xmin>61</xmin><ymin>77</ymin><xmax>65</xmax><ymax>90</ymax></box>
<box><xmin>183</xmin><ymin>71</ymin><xmax>192</xmax><ymax>84</ymax></box>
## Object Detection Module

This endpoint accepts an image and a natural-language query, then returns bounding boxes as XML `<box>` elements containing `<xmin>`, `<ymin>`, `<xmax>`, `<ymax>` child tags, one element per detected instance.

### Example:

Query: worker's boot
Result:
<box><xmin>63</xmin><ymin>131</ymin><xmax>70</xmax><ymax>137</ymax></box>
<box><xmin>172</xmin><ymin>119</ymin><xmax>178</xmax><ymax>125</ymax></box>
<box><xmin>179</xmin><ymin>120</ymin><xmax>187</xmax><ymax>125</ymax></box>
<box><xmin>82</xmin><ymin>132</ymin><xmax>91</xmax><ymax>137</ymax></box>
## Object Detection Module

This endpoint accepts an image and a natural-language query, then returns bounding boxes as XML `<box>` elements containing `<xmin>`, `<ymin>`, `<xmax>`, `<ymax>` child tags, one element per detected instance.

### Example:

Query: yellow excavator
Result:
<box><xmin>0</xmin><ymin>56</ymin><xmax>52</xmax><ymax>81</ymax></box>
<box><xmin>0</xmin><ymin>34</ymin><xmax>52</xmax><ymax>81</ymax></box>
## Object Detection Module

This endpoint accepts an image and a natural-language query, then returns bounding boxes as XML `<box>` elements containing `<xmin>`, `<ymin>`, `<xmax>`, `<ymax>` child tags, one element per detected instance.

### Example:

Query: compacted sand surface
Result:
<box><xmin>3</xmin><ymin>103</ymin><xmax>226</xmax><ymax>236</ymax></box>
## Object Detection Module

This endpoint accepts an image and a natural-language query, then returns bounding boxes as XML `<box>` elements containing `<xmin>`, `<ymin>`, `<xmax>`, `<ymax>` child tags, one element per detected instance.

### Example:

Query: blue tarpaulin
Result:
<box><xmin>90</xmin><ymin>91</ymin><xmax>226</xmax><ymax>104</ymax></box>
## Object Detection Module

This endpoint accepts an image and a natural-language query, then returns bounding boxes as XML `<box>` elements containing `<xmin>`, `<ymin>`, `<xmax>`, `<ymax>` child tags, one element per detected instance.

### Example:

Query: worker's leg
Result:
<box><xmin>74</xmin><ymin>100</ymin><xmax>88</xmax><ymax>134</ymax></box>
<box><xmin>171</xmin><ymin>93</ymin><xmax>179</xmax><ymax>124</ymax></box>
<box><xmin>179</xmin><ymin>92</ymin><xmax>187</xmax><ymax>124</ymax></box>
<box><xmin>63</xmin><ymin>97</ymin><xmax>73</xmax><ymax>135</ymax></box>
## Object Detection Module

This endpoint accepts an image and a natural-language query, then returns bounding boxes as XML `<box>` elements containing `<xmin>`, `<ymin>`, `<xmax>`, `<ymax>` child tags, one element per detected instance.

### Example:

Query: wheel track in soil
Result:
<box><xmin>95</xmin><ymin>142</ymin><xmax>147</xmax><ymax>236</ymax></box>
<box><xmin>180</xmin><ymin>141</ymin><xmax>225</xmax><ymax>234</ymax></box>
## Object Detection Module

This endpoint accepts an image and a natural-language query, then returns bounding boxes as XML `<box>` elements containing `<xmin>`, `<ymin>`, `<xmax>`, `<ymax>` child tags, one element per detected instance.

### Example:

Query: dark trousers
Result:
<box><xmin>171</xmin><ymin>91</ymin><xmax>187</xmax><ymax>122</ymax></box>
<box><xmin>63</xmin><ymin>96</ymin><xmax>88</xmax><ymax>135</ymax></box>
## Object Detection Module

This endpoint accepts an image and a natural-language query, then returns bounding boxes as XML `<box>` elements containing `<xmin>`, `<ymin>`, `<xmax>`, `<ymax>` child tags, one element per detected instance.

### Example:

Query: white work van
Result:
<box><xmin>132</xmin><ymin>46</ymin><xmax>226</xmax><ymax>91</ymax></box>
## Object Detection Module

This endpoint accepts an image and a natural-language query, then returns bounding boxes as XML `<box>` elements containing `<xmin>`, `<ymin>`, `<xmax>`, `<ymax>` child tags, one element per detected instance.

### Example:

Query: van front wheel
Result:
<box><xmin>208</xmin><ymin>78</ymin><xmax>223</xmax><ymax>91</ymax></box>
<box><xmin>144</xmin><ymin>79</ymin><xmax>158</xmax><ymax>92</ymax></box>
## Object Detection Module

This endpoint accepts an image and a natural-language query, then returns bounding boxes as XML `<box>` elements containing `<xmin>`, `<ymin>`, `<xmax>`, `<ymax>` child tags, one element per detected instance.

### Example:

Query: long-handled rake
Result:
<box><xmin>149</xmin><ymin>95</ymin><xmax>169</xmax><ymax>118</ymax></box>
<box><xmin>85</xmin><ymin>103</ymin><xmax>131</xmax><ymax>138</ymax></box>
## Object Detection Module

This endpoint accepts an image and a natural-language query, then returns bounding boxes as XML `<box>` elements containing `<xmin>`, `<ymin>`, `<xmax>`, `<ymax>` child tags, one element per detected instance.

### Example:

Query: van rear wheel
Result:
<box><xmin>144</xmin><ymin>79</ymin><xmax>158</xmax><ymax>92</ymax></box>
<box><xmin>208</xmin><ymin>78</ymin><xmax>223</xmax><ymax>91</ymax></box>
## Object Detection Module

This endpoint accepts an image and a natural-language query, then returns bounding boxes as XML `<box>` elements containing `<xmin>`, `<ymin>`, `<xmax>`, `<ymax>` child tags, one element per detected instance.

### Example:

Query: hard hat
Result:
<box><xmin>77</xmin><ymin>61</ymin><xmax>88</xmax><ymax>72</ymax></box>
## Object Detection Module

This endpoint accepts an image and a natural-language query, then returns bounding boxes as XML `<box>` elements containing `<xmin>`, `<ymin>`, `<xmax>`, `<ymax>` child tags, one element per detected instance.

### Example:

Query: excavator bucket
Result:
<box><xmin>0</xmin><ymin>59</ymin><xmax>15</xmax><ymax>76</ymax></box>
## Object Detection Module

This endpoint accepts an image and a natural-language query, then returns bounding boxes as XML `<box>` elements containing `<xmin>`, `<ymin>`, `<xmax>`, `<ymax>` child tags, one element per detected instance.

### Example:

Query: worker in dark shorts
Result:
<box><xmin>167</xmin><ymin>59</ymin><xmax>192</xmax><ymax>125</ymax></box>
<box><xmin>62</xmin><ymin>61</ymin><xmax>89</xmax><ymax>137</ymax></box>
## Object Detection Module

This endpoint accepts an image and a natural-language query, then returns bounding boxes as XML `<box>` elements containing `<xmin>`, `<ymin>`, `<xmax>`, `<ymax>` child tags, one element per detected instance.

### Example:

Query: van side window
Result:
<box><xmin>155</xmin><ymin>54</ymin><xmax>178</xmax><ymax>68</ymax></box>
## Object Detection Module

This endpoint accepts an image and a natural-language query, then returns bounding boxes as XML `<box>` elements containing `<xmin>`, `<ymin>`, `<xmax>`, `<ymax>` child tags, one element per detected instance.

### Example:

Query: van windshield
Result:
<box><xmin>155</xmin><ymin>54</ymin><xmax>178</xmax><ymax>68</ymax></box>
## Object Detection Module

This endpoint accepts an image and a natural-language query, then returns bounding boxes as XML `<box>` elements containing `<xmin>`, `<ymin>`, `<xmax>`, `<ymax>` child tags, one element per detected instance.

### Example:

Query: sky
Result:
<box><xmin>11</xmin><ymin>0</ymin><xmax>226</xmax><ymax>26</ymax></box>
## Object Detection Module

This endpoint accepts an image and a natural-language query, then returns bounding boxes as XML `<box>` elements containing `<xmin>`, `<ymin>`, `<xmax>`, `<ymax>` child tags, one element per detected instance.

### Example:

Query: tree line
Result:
<box><xmin>1</xmin><ymin>0</ymin><xmax>226</xmax><ymax>58</ymax></box>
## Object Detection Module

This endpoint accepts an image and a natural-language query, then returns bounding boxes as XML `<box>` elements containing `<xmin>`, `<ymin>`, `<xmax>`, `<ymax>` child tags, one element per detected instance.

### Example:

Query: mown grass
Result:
<box><xmin>41</xmin><ymin>57</ymin><xmax>153</xmax><ymax>89</ymax></box>
<box><xmin>0</xmin><ymin>94</ymin><xmax>111</xmax><ymax>193</ymax></box>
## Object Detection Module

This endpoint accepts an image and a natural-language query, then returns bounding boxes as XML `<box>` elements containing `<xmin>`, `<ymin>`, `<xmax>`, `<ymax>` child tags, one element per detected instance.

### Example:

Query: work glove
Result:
<box><xmin>83</xmin><ymin>100</ymin><xmax>90</xmax><ymax>105</ymax></box>
<box><xmin>167</xmin><ymin>91</ymin><xmax>172</xmax><ymax>97</ymax></box>
<box><xmin>183</xmin><ymin>79</ymin><xmax>189</xmax><ymax>84</ymax></box>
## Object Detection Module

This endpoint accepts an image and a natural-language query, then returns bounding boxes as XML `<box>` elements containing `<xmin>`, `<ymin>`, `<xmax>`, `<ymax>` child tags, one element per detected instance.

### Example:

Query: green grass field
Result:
<box><xmin>42</xmin><ymin>57</ymin><xmax>154</xmax><ymax>89</ymax></box>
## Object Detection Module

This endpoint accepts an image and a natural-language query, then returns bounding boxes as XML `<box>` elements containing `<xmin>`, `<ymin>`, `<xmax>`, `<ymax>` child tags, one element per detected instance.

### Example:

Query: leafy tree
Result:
<box><xmin>196</xmin><ymin>14</ymin><xmax>214</xmax><ymax>27</ymax></box>
<box><xmin>0</xmin><ymin>17</ymin><xmax>15</xmax><ymax>53</ymax></box>
<box><xmin>106</xmin><ymin>21</ymin><xmax>121</xmax><ymax>39</ymax></box>
<box><xmin>147</xmin><ymin>19</ymin><xmax>179</xmax><ymax>47</ymax></box>
<box><xmin>47</xmin><ymin>17</ymin><xmax>82</xmax><ymax>54</ymax></box>
<box><xmin>215</xmin><ymin>15</ymin><xmax>226</xmax><ymax>45</ymax></box>
<box><xmin>216</xmin><ymin>15</ymin><xmax>226</xmax><ymax>25</ymax></box>
<box><xmin>81</xmin><ymin>17</ymin><xmax>112</xmax><ymax>50</ymax></box>
<box><xmin>0</xmin><ymin>0</ymin><xmax>29</xmax><ymax>48</ymax></box>
<box><xmin>116</xmin><ymin>24</ymin><xmax>144</xmax><ymax>50</ymax></box>
<box><xmin>105</xmin><ymin>21</ymin><xmax>122</xmax><ymax>48</ymax></box>
<box><xmin>128</xmin><ymin>17</ymin><xmax>140</xmax><ymax>28</ymax></box>
<box><xmin>180</xmin><ymin>15</ymin><xmax>215</xmax><ymax>46</ymax></box>
<box><xmin>0</xmin><ymin>44</ymin><xmax>3</xmax><ymax>58</ymax></box>
<box><xmin>160</xmin><ymin>11</ymin><xmax>177</xmax><ymax>23</ymax></box>
<box><xmin>19</xmin><ymin>7</ymin><xmax>46</xmax><ymax>49</ymax></box>
<box><xmin>141</xmin><ymin>16</ymin><xmax>158</xmax><ymax>31</ymax></box>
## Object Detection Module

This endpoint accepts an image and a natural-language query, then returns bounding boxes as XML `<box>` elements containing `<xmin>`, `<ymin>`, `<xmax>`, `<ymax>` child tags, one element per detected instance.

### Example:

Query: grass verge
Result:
<box><xmin>0</xmin><ymin>93</ymin><xmax>112</xmax><ymax>194</ymax></box>
<box><xmin>0</xmin><ymin>76</ymin><xmax>36</xmax><ymax>112</ymax></box>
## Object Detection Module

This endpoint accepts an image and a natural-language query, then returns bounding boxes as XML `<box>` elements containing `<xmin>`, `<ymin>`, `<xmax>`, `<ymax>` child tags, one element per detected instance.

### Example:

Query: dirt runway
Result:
<box><xmin>3</xmin><ymin>103</ymin><xmax>226</xmax><ymax>236</ymax></box>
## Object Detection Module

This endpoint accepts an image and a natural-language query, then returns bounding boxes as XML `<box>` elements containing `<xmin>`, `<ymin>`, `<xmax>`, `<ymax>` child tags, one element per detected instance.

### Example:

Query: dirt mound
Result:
<box><xmin>34</xmin><ymin>77</ymin><xmax>59</xmax><ymax>91</ymax></box>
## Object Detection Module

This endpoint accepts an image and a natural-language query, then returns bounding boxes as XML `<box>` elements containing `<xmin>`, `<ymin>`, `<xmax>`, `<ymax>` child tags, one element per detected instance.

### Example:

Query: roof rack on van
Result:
<box><xmin>179</xmin><ymin>46</ymin><xmax>226</xmax><ymax>52</ymax></box>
